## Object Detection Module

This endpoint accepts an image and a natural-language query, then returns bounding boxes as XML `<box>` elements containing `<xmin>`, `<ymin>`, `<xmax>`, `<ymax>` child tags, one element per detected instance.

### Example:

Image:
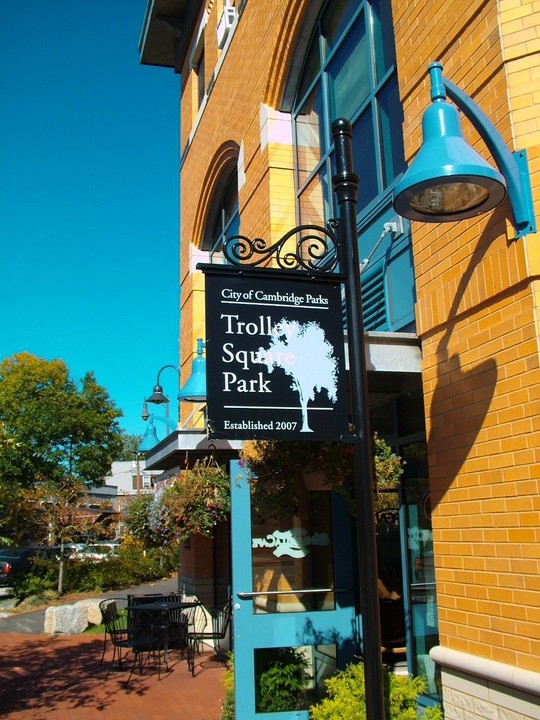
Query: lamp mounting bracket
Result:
<box><xmin>442</xmin><ymin>73</ymin><xmax>536</xmax><ymax>238</ymax></box>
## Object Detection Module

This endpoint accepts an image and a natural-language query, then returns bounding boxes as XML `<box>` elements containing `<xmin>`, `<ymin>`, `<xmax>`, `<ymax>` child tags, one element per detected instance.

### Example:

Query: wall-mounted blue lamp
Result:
<box><xmin>393</xmin><ymin>62</ymin><xmax>536</xmax><ymax>238</ymax></box>
<box><xmin>178</xmin><ymin>338</ymin><xmax>207</xmax><ymax>403</ymax></box>
<box><xmin>138</xmin><ymin>418</ymin><xmax>160</xmax><ymax>452</ymax></box>
<box><xmin>138</xmin><ymin>413</ymin><xmax>178</xmax><ymax>452</ymax></box>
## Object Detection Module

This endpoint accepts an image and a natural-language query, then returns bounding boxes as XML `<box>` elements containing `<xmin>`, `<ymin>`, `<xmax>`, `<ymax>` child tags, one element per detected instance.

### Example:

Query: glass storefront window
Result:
<box><xmin>351</xmin><ymin>109</ymin><xmax>378</xmax><ymax>208</ymax></box>
<box><xmin>401</xmin><ymin>444</ymin><xmax>441</xmax><ymax>700</ymax></box>
<box><xmin>378</xmin><ymin>76</ymin><xmax>406</xmax><ymax>187</ymax></box>
<box><xmin>293</xmin><ymin>0</ymin><xmax>415</xmax><ymax>337</ymax></box>
<box><xmin>250</xmin><ymin>492</ymin><xmax>335</xmax><ymax>614</ymax></box>
<box><xmin>254</xmin><ymin>644</ymin><xmax>337</xmax><ymax>712</ymax></box>
<box><xmin>293</xmin><ymin>0</ymin><xmax>403</xmax><ymax>214</ymax></box>
<box><xmin>370</xmin><ymin>0</ymin><xmax>397</xmax><ymax>81</ymax></box>
<box><xmin>327</xmin><ymin>20</ymin><xmax>369</xmax><ymax>122</ymax></box>
<box><xmin>206</xmin><ymin>169</ymin><xmax>240</xmax><ymax>262</ymax></box>
<box><xmin>296</xmin><ymin>34</ymin><xmax>321</xmax><ymax>104</ymax></box>
<box><xmin>321</xmin><ymin>0</ymin><xmax>357</xmax><ymax>50</ymax></box>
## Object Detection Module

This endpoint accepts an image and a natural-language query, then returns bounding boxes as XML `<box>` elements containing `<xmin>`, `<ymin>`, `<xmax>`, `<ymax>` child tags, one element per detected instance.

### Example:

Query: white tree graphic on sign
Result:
<box><xmin>258</xmin><ymin>319</ymin><xmax>339</xmax><ymax>432</ymax></box>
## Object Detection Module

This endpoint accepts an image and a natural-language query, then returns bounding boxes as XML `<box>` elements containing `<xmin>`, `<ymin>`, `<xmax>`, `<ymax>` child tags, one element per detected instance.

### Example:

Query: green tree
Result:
<box><xmin>0</xmin><ymin>482</ymin><xmax>43</xmax><ymax>546</ymax></box>
<box><xmin>0</xmin><ymin>352</ymin><xmax>123</xmax><ymax>489</ymax></box>
<box><xmin>36</xmin><ymin>477</ymin><xmax>114</xmax><ymax>594</ymax></box>
<box><xmin>117</xmin><ymin>431</ymin><xmax>144</xmax><ymax>460</ymax></box>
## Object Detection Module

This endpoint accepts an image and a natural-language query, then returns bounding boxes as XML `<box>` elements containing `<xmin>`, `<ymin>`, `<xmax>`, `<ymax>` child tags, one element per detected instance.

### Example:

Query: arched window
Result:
<box><xmin>202</xmin><ymin>167</ymin><xmax>240</xmax><ymax>263</ymax></box>
<box><xmin>292</xmin><ymin>0</ymin><xmax>414</xmax><ymax>332</ymax></box>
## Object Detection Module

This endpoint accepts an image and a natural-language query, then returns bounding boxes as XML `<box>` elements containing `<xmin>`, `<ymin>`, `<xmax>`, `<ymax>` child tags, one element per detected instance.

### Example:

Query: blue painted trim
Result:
<box><xmin>230</xmin><ymin>462</ymin><xmax>358</xmax><ymax>719</ymax></box>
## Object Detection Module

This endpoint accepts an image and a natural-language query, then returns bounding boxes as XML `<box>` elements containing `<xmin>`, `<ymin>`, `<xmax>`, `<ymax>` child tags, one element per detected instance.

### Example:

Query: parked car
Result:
<box><xmin>47</xmin><ymin>543</ymin><xmax>86</xmax><ymax>560</ymax></box>
<box><xmin>71</xmin><ymin>542</ymin><xmax>119</xmax><ymax>562</ymax></box>
<box><xmin>0</xmin><ymin>547</ymin><xmax>50</xmax><ymax>586</ymax></box>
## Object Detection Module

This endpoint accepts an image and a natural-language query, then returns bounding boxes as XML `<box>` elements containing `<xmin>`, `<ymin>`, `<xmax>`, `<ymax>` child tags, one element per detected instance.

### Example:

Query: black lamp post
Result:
<box><xmin>145</xmin><ymin>364</ymin><xmax>181</xmax><ymax>419</ymax></box>
<box><xmin>213</xmin><ymin>117</ymin><xmax>386</xmax><ymax>719</ymax></box>
<box><xmin>332</xmin><ymin>118</ymin><xmax>384</xmax><ymax>719</ymax></box>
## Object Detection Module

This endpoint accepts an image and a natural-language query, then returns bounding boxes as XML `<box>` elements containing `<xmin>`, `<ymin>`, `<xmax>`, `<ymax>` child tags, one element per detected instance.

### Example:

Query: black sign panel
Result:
<box><xmin>202</xmin><ymin>267</ymin><xmax>348</xmax><ymax>440</ymax></box>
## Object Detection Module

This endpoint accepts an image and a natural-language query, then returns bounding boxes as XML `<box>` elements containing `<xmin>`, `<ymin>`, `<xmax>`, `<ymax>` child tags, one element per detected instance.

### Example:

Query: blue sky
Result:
<box><xmin>0</xmin><ymin>2</ymin><xmax>181</xmax><ymax>439</ymax></box>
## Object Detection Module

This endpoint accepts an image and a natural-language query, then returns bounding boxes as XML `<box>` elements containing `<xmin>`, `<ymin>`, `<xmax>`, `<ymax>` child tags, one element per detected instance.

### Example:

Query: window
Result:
<box><xmin>190</xmin><ymin>18</ymin><xmax>207</xmax><ymax>110</ymax></box>
<box><xmin>294</xmin><ymin>0</ymin><xmax>405</xmax><ymax>217</ymax></box>
<box><xmin>203</xmin><ymin>168</ymin><xmax>240</xmax><ymax>262</ymax></box>
<box><xmin>197</xmin><ymin>47</ymin><xmax>206</xmax><ymax>108</ymax></box>
<box><xmin>291</xmin><ymin>0</ymin><xmax>414</xmax><ymax>333</ymax></box>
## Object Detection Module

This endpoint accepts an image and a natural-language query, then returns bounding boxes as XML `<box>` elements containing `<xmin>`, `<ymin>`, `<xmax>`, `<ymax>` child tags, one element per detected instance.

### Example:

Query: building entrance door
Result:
<box><xmin>230</xmin><ymin>460</ymin><xmax>357</xmax><ymax>719</ymax></box>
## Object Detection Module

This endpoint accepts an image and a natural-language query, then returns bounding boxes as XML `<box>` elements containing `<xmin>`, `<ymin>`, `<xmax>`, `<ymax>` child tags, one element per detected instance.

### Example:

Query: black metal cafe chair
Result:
<box><xmin>99</xmin><ymin>598</ymin><xmax>132</xmax><ymax>676</ymax></box>
<box><xmin>100</xmin><ymin>597</ymin><xmax>167</xmax><ymax>682</ymax></box>
<box><xmin>126</xmin><ymin>606</ymin><xmax>167</xmax><ymax>683</ymax></box>
<box><xmin>186</xmin><ymin>599</ymin><xmax>232</xmax><ymax>676</ymax></box>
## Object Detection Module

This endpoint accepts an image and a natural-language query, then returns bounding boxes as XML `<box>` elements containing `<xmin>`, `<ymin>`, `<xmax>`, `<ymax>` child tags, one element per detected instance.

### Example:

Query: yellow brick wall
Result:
<box><xmin>178</xmin><ymin>0</ymin><xmax>306</xmax><ymax>410</ymax></box>
<box><xmin>394</xmin><ymin>0</ymin><xmax>540</xmax><ymax>672</ymax></box>
<box><xmin>177</xmin><ymin>0</ymin><xmax>540</xmax><ymax>674</ymax></box>
<box><xmin>499</xmin><ymin>0</ymin><xmax>540</xmax><ymax>149</ymax></box>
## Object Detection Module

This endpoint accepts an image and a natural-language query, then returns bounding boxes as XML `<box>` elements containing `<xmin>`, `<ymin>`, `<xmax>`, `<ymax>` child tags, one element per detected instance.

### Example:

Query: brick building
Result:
<box><xmin>139</xmin><ymin>1</ymin><xmax>539</xmax><ymax>717</ymax></box>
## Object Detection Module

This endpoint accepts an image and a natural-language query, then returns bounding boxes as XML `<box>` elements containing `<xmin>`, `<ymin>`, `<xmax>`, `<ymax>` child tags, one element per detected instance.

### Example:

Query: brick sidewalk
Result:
<box><xmin>0</xmin><ymin>633</ymin><xmax>226</xmax><ymax>719</ymax></box>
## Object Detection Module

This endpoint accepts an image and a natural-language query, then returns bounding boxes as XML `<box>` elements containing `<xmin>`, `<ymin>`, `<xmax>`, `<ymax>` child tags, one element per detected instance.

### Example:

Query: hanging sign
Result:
<box><xmin>201</xmin><ymin>267</ymin><xmax>348</xmax><ymax>440</ymax></box>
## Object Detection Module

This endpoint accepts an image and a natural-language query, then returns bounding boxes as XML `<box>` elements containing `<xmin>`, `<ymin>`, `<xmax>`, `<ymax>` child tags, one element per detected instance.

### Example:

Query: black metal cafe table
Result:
<box><xmin>127</xmin><ymin>599</ymin><xmax>198</xmax><ymax>664</ymax></box>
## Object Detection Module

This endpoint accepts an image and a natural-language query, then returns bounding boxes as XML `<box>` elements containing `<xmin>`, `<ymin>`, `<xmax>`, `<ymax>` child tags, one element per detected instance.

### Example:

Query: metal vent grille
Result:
<box><xmin>361</xmin><ymin>265</ymin><xmax>388</xmax><ymax>331</ymax></box>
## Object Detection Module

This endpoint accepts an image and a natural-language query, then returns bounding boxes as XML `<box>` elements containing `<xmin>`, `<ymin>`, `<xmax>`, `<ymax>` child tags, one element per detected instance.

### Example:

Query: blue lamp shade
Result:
<box><xmin>138</xmin><ymin>420</ymin><xmax>160</xmax><ymax>452</ymax></box>
<box><xmin>393</xmin><ymin>81</ymin><xmax>507</xmax><ymax>223</ymax></box>
<box><xmin>178</xmin><ymin>338</ymin><xmax>207</xmax><ymax>403</ymax></box>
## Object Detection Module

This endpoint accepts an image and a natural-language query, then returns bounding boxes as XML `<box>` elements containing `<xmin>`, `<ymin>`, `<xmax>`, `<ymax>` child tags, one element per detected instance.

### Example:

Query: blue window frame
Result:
<box><xmin>292</xmin><ymin>0</ymin><xmax>415</xmax><ymax>332</ymax></box>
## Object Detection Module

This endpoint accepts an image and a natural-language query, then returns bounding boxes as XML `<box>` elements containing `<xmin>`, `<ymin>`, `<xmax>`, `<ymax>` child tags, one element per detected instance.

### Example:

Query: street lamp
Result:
<box><xmin>138</xmin><ymin>418</ymin><xmax>161</xmax><ymax>452</ymax></box>
<box><xmin>178</xmin><ymin>338</ymin><xmax>207</xmax><ymax>403</ymax></box>
<box><xmin>393</xmin><ymin>62</ymin><xmax>536</xmax><ymax>238</ymax></box>
<box><xmin>138</xmin><ymin>413</ymin><xmax>178</xmax><ymax>452</ymax></box>
<box><xmin>145</xmin><ymin>364</ymin><xmax>181</xmax><ymax>416</ymax></box>
<box><xmin>215</xmin><ymin>122</ymin><xmax>386</xmax><ymax>719</ymax></box>
<box><xmin>332</xmin><ymin>118</ymin><xmax>385</xmax><ymax>720</ymax></box>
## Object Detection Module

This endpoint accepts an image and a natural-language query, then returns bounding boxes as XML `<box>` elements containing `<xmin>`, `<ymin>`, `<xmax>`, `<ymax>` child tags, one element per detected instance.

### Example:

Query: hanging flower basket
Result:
<box><xmin>162</xmin><ymin>456</ymin><xmax>231</xmax><ymax>540</ymax></box>
<box><xmin>241</xmin><ymin>434</ymin><xmax>404</xmax><ymax>521</ymax></box>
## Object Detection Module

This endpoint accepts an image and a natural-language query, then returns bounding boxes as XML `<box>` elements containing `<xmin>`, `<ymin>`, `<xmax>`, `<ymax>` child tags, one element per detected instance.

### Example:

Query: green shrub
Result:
<box><xmin>13</xmin><ymin>570</ymin><xmax>56</xmax><ymax>601</ymax></box>
<box><xmin>12</xmin><ymin>557</ymin><xmax>57</xmax><ymax>600</ymax></box>
<box><xmin>13</xmin><ymin>544</ymin><xmax>180</xmax><ymax>601</ymax></box>
<box><xmin>61</xmin><ymin>545</ymin><xmax>179</xmax><ymax>594</ymax></box>
<box><xmin>221</xmin><ymin>647</ymin><xmax>310</xmax><ymax>718</ymax></box>
<box><xmin>310</xmin><ymin>662</ymin><xmax>443</xmax><ymax>720</ymax></box>
<box><xmin>255</xmin><ymin>647</ymin><xmax>310</xmax><ymax>712</ymax></box>
<box><xmin>221</xmin><ymin>653</ymin><xmax>235</xmax><ymax>720</ymax></box>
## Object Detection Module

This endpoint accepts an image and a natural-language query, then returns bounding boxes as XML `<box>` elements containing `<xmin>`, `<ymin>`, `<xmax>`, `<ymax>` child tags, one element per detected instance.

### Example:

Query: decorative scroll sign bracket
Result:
<box><xmin>222</xmin><ymin>221</ymin><xmax>342</xmax><ymax>275</ymax></box>
<box><xmin>198</xmin><ymin>219</ymin><xmax>348</xmax><ymax>442</ymax></box>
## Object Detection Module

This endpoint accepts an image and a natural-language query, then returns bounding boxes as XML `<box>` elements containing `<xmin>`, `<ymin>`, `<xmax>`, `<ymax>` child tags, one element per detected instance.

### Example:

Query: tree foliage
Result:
<box><xmin>0</xmin><ymin>352</ymin><xmax>123</xmax><ymax>488</ymax></box>
<box><xmin>35</xmin><ymin>477</ymin><xmax>116</xmax><ymax>594</ymax></box>
<box><xmin>0</xmin><ymin>481</ymin><xmax>44</xmax><ymax>546</ymax></box>
<box><xmin>117</xmin><ymin>430</ymin><xmax>144</xmax><ymax>460</ymax></box>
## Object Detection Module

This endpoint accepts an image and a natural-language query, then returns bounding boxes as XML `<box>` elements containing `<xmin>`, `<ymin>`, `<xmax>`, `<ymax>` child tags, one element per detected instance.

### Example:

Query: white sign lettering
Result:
<box><xmin>252</xmin><ymin>528</ymin><xmax>330</xmax><ymax>558</ymax></box>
